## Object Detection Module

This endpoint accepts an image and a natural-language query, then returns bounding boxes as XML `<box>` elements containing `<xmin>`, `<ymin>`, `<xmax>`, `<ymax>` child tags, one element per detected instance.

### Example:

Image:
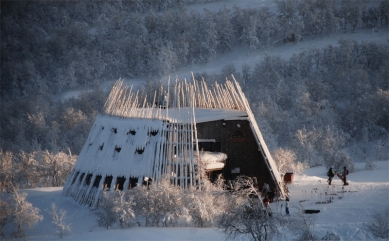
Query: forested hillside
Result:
<box><xmin>1</xmin><ymin>0</ymin><xmax>388</xmax><ymax>188</ymax></box>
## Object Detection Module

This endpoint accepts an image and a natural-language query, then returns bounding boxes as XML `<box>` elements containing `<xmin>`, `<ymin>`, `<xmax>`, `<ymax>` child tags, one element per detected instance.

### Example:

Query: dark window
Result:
<box><xmin>116</xmin><ymin>177</ymin><xmax>126</xmax><ymax>191</ymax></box>
<box><xmin>128</xmin><ymin>177</ymin><xmax>138</xmax><ymax>189</ymax></box>
<box><xmin>85</xmin><ymin>174</ymin><xmax>93</xmax><ymax>186</ymax></box>
<box><xmin>115</xmin><ymin>146</ymin><xmax>121</xmax><ymax>152</ymax></box>
<box><xmin>93</xmin><ymin>175</ymin><xmax>102</xmax><ymax>188</ymax></box>
<box><xmin>128</xmin><ymin>130</ymin><xmax>136</xmax><ymax>135</ymax></box>
<box><xmin>149</xmin><ymin>130</ymin><xmax>159</xmax><ymax>136</ymax></box>
<box><xmin>103</xmin><ymin>175</ymin><xmax>113</xmax><ymax>190</ymax></box>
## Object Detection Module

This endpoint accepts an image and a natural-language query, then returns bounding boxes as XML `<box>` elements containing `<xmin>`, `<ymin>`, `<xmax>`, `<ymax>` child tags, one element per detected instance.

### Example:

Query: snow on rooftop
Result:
<box><xmin>197</xmin><ymin>151</ymin><xmax>227</xmax><ymax>164</ymax></box>
<box><xmin>75</xmin><ymin>115</ymin><xmax>166</xmax><ymax>178</ymax></box>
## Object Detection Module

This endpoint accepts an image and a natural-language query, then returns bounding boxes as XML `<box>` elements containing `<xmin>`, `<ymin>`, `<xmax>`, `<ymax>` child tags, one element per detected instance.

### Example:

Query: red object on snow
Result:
<box><xmin>284</xmin><ymin>172</ymin><xmax>294</xmax><ymax>184</ymax></box>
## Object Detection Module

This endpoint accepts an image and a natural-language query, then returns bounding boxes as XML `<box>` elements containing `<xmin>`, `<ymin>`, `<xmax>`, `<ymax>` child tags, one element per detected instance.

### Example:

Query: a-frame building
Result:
<box><xmin>62</xmin><ymin>77</ymin><xmax>285</xmax><ymax>206</ymax></box>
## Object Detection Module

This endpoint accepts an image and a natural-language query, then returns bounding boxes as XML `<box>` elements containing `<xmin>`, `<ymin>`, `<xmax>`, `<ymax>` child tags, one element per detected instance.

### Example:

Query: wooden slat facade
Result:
<box><xmin>196</xmin><ymin>119</ymin><xmax>276</xmax><ymax>191</ymax></box>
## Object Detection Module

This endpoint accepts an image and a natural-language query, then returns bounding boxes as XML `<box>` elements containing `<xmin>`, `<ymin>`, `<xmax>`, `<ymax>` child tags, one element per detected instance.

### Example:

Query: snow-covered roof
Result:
<box><xmin>75</xmin><ymin>115</ymin><xmax>166</xmax><ymax>178</ymax></box>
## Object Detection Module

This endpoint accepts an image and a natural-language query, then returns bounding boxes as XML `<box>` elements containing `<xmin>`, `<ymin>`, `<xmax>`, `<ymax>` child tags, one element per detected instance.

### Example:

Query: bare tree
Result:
<box><xmin>46</xmin><ymin>203</ymin><xmax>71</xmax><ymax>238</ymax></box>
<box><xmin>217</xmin><ymin>176</ymin><xmax>284</xmax><ymax>241</ymax></box>
<box><xmin>9</xmin><ymin>185</ymin><xmax>43</xmax><ymax>238</ymax></box>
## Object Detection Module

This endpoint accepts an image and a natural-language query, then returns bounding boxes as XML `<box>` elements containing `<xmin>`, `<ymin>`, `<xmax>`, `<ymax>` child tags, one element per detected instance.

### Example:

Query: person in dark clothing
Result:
<box><xmin>343</xmin><ymin>166</ymin><xmax>349</xmax><ymax>185</ymax></box>
<box><xmin>327</xmin><ymin>167</ymin><xmax>335</xmax><ymax>185</ymax></box>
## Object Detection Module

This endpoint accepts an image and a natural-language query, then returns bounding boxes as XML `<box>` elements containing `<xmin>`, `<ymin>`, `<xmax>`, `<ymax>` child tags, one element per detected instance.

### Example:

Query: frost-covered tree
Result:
<box><xmin>257</xmin><ymin>7</ymin><xmax>282</xmax><ymax>48</ymax></box>
<box><xmin>277</xmin><ymin>0</ymin><xmax>304</xmax><ymax>43</ymax></box>
<box><xmin>0</xmin><ymin>199</ymin><xmax>11</xmax><ymax>238</ymax></box>
<box><xmin>217</xmin><ymin>176</ymin><xmax>283</xmax><ymax>241</ymax></box>
<box><xmin>46</xmin><ymin>203</ymin><xmax>71</xmax><ymax>238</ymax></box>
<box><xmin>184</xmin><ymin>176</ymin><xmax>227</xmax><ymax>228</ymax></box>
<box><xmin>273</xmin><ymin>148</ymin><xmax>296</xmax><ymax>174</ymax></box>
<box><xmin>9</xmin><ymin>185</ymin><xmax>43</xmax><ymax>238</ymax></box>
<box><xmin>199</xmin><ymin>10</ymin><xmax>218</xmax><ymax>62</ymax></box>
<box><xmin>218</xmin><ymin>198</ymin><xmax>283</xmax><ymax>241</ymax></box>
<box><xmin>331</xmin><ymin>151</ymin><xmax>356</xmax><ymax>174</ymax></box>
<box><xmin>339</xmin><ymin>0</ymin><xmax>364</xmax><ymax>33</ymax></box>
<box><xmin>294</xmin><ymin>128</ymin><xmax>321</xmax><ymax>167</ymax></box>
<box><xmin>114</xmin><ymin>191</ymin><xmax>136</xmax><ymax>228</ymax></box>
<box><xmin>241</xmin><ymin>63</ymin><xmax>252</xmax><ymax>86</ymax></box>
<box><xmin>0</xmin><ymin>150</ymin><xmax>13</xmax><ymax>191</ymax></box>
<box><xmin>216</xmin><ymin>7</ymin><xmax>233</xmax><ymax>53</ymax></box>
<box><xmin>379</xmin><ymin>0</ymin><xmax>389</xmax><ymax>26</ymax></box>
<box><xmin>95</xmin><ymin>190</ymin><xmax>136</xmax><ymax>229</ymax></box>
<box><xmin>155</xmin><ymin>41</ymin><xmax>178</xmax><ymax>76</ymax></box>
<box><xmin>298</xmin><ymin>0</ymin><xmax>323</xmax><ymax>36</ymax></box>
<box><xmin>95</xmin><ymin>192</ymin><xmax>119</xmax><ymax>229</ymax></box>
<box><xmin>240</xmin><ymin>15</ymin><xmax>260</xmax><ymax>50</ymax></box>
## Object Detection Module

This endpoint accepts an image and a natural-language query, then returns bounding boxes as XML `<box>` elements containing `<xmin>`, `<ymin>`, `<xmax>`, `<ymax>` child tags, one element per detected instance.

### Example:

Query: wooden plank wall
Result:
<box><xmin>196</xmin><ymin>119</ymin><xmax>276</xmax><ymax>191</ymax></box>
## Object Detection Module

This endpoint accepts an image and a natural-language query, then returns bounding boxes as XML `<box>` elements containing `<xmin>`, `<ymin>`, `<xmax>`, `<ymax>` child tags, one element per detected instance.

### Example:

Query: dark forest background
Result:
<box><xmin>1</xmin><ymin>0</ymin><xmax>388</xmax><ymax>188</ymax></box>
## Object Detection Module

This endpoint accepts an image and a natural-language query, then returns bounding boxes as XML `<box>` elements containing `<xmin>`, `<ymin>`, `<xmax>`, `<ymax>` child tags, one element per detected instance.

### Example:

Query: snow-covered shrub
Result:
<box><xmin>9</xmin><ymin>185</ymin><xmax>43</xmax><ymax>238</ymax></box>
<box><xmin>332</xmin><ymin>151</ymin><xmax>356</xmax><ymax>173</ymax></box>
<box><xmin>0</xmin><ymin>199</ymin><xmax>11</xmax><ymax>238</ymax></box>
<box><xmin>273</xmin><ymin>148</ymin><xmax>307</xmax><ymax>176</ymax></box>
<box><xmin>129</xmin><ymin>174</ymin><xmax>228</xmax><ymax>228</ymax></box>
<box><xmin>365</xmin><ymin>209</ymin><xmax>389</xmax><ymax>239</ymax></box>
<box><xmin>95</xmin><ymin>192</ymin><xmax>120</xmax><ymax>229</ymax></box>
<box><xmin>95</xmin><ymin>191</ymin><xmax>136</xmax><ymax>229</ymax></box>
<box><xmin>217</xmin><ymin>197</ymin><xmax>282</xmax><ymax>241</ymax></box>
<box><xmin>114</xmin><ymin>192</ymin><xmax>136</xmax><ymax>228</ymax></box>
<box><xmin>183</xmin><ymin>178</ymin><xmax>227</xmax><ymax>228</ymax></box>
<box><xmin>364</xmin><ymin>159</ymin><xmax>377</xmax><ymax>170</ymax></box>
<box><xmin>130</xmin><ymin>177</ymin><xmax>183</xmax><ymax>227</ymax></box>
<box><xmin>273</xmin><ymin>148</ymin><xmax>296</xmax><ymax>174</ymax></box>
<box><xmin>46</xmin><ymin>203</ymin><xmax>71</xmax><ymax>238</ymax></box>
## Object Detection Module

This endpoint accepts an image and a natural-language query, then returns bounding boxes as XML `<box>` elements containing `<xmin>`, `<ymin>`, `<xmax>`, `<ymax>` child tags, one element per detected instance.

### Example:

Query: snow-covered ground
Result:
<box><xmin>3</xmin><ymin>160</ymin><xmax>388</xmax><ymax>240</ymax></box>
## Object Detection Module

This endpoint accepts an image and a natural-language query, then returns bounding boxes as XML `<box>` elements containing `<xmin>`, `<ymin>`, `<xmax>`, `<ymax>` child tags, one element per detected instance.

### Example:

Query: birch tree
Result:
<box><xmin>46</xmin><ymin>203</ymin><xmax>71</xmax><ymax>238</ymax></box>
<box><xmin>10</xmin><ymin>185</ymin><xmax>43</xmax><ymax>238</ymax></box>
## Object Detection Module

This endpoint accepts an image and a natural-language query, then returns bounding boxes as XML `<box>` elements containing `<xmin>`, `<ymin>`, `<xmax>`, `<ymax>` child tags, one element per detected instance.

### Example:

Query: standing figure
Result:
<box><xmin>285</xmin><ymin>196</ymin><xmax>290</xmax><ymax>215</ymax></box>
<box><xmin>343</xmin><ymin>166</ymin><xmax>349</xmax><ymax>185</ymax></box>
<box><xmin>327</xmin><ymin>167</ymin><xmax>335</xmax><ymax>185</ymax></box>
